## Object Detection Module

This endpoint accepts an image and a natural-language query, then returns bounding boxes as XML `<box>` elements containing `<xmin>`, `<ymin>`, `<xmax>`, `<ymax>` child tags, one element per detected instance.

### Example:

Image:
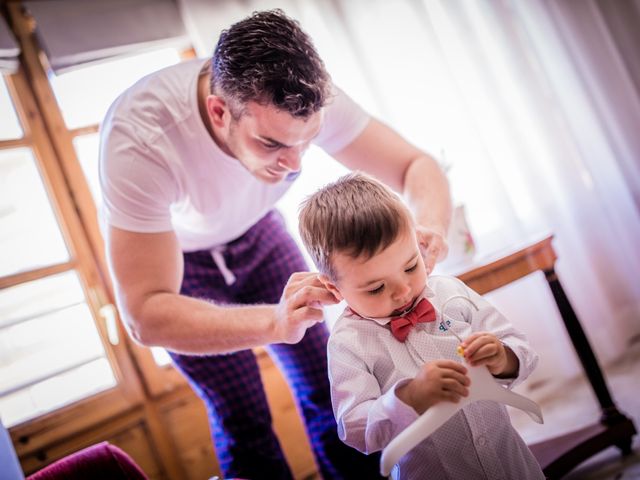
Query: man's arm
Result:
<box><xmin>106</xmin><ymin>226</ymin><xmax>337</xmax><ymax>355</ymax></box>
<box><xmin>333</xmin><ymin>118</ymin><xmax>452</xmax><ymax>272</ymax></box>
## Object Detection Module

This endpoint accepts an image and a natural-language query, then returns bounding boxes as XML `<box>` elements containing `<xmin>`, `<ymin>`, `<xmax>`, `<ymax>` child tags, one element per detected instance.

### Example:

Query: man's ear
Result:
<box><xmin>318</xmin><ymin>274</ymin><xmax>343</xmax><ymax>302</ymax></box>
<box><xmin>206</xmin><ymin>95</ymin><xmax>229</xmax><ymax>128</ymax></box>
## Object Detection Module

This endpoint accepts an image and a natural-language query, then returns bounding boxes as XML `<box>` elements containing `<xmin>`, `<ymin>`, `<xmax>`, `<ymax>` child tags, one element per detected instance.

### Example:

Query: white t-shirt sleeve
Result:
<box><xmin>99</xmin><ymin>121</ymin><xmax>176</xmax><ymax>233</ymax></box>
<box><xmin>314</xmin><ymin>85</ymin><xmax>370</xmax><ymax>155</ymax></box>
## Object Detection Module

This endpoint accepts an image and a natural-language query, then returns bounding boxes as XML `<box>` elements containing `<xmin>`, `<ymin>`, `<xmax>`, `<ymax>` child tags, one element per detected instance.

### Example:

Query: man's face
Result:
<box><xmin>322</xmin><ymin>228</ymin><xmax>428</xmax><ymax>319</ymax></box>
<box><xmin>223</xmin><ymin>101</ymin><xmax>324</xmax><ymax>184</ymax></box>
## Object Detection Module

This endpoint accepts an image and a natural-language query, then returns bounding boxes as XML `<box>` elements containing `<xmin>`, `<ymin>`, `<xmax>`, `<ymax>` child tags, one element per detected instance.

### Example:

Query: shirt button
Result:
<box><xmin>477</xmin><ymin>435</ymin><xmax>487</xmax><ymax>446</ymax></box>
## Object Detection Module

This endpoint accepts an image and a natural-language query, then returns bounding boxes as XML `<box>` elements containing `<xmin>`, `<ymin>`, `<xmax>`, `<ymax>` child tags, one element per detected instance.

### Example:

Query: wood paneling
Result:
<box><xmin>258</xmin><ymin>351</ymin><xmax>317</xmax><ymax>479</ymax></box>
<box><xmin>19</xmin><ymin>413</ymin><xmax>165</xmax><ymax>479</ymax></box>
<box><xmin>161</xmin><ymin>389</ymin><xmax>218</xmax><ymax>480</ymax></box>
<box><xmin>157</xmin><ymin>352</ymin><xmax>319</xmax><ymax>480</ymax></box>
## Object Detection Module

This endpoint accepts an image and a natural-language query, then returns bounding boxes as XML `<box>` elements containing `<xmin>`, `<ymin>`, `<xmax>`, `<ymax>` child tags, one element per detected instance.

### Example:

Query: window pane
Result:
<box><xmin>49</xmin><ymin>48</ymin><xmax>182</xmax><ymax>129</ymax></box>
<box><xmin>0</xmin><ymin>272</ymin><xmax>116</xmax><ymax>427</ymax></box>
<box><xmin>0</xmin><ymin>76</ymin><xmax>23</xmax><ymax>140</ymax></box>
<box><xmin>0</xmin><ymin>148</ymin><xmax>69</xmax><ymax>276</ymax></box>
<box><xmin>73</xmin><ymin>133</ymin><xmax>100</xmax><ymax>204</ymax></box>
<box><xmin>0</xmin><ymin>272</ymin><xmax>82</xmax><ymax>328</ymax></box>
<box><xmin>70</xmin><ymin>131</ymin><xmax>174</xmax><ymax>371</ymax></box>
<box><xmin>0</xmin><ymin>359</ymin><xmax>115</xmax><ymax>427</ymax></box>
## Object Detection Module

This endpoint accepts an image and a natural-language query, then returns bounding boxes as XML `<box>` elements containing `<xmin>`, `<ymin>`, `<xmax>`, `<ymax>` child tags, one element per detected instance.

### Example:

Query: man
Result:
<box><xmin>100</xmin><ymin>9</ymin><xmax>450</xmax><ymax>480</ymax></box>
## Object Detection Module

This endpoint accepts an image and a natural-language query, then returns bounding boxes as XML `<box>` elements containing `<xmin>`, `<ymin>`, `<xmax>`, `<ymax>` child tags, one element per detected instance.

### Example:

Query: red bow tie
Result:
<box><xmin>390</xmin><ymin>298</ymin><xmax>436</xmax><ymax>342</ymax></box>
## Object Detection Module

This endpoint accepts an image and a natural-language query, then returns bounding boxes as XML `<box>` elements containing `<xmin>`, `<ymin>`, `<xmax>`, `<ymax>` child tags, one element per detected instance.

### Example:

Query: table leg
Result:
<box><xmin>528</xmin><ymin>268</ymin><xmax>637</xmax><ymax>478</ymax></box>
<box><xmin>545</xmin><ymin>268</ymin><xmax>621</xmax><ymax>421</ymax></box>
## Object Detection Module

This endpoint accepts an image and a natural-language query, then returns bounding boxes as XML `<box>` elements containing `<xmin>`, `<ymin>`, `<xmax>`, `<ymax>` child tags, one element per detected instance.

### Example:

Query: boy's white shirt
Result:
<box><xmin>328</xmin><ymin>275</ymin><xmax>544</xmax><ymax>480</ymax></box>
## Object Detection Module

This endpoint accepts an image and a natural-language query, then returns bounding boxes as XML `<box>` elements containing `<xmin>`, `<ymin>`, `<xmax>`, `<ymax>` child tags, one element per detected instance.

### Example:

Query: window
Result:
<box><xmin>2</xmin><ymin>5</ymin><xmax>206</xmax><ymax>477</ymax></box>
<box><xmin>49</xmin><ymin>48</ymin><xmax>182</xmax><ymax>129</ymax></box>
<box><xmin>0</xmin><ymin>67</ymin><xmax>140</xmax><ymax>431</ymax></box>
<box><xmin>0</xmin><ymin>272</ymin><xmax>116</xmax><ymax>426</ymax></box>
<box><xmin>0</xmin><ymin>147</ymin><xmax>68</xmax><ymax>276</ymax></box>
<box><xmin>0</xmin><ymin>78</ymin><xmax>21</xmax><ymax>140</ymax></box>
<box><xmin>0</xmin><ymin>142</ymin><xmax>122</xmax><ymax>427</ymax></box>
<box><xmin>54</xmin><ymin>49</ymin><xmax>184</xmax><ymax>372</ymax></box>
<box><xmin>57</xmin><ymin>48</ymin><xmax>183</xmax><ymax>213</ymax></box>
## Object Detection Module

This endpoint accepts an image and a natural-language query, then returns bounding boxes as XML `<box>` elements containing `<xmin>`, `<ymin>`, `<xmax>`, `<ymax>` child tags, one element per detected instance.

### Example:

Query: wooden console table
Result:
<box><xmin>445</xmin><ymin>234</ymin><xmax>637</xmax><ymax>479</ymax></box>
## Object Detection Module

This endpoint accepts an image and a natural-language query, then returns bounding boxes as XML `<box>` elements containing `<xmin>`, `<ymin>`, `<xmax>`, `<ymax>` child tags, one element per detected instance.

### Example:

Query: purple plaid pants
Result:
<box><xmin>169</xmin><ymin>211</ymin><xmax>382</xmax><ymax>480</ymax></box>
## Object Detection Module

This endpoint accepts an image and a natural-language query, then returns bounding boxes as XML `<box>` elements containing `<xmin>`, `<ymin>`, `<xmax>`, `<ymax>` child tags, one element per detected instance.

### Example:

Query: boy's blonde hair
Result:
<box><xmin>298</xmin><ymin>172</ymin><xmax>413</xmax><ymax>280</ymax></box>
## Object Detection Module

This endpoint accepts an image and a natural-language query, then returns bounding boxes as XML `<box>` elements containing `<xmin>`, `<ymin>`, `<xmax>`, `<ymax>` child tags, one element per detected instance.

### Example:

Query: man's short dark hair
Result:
<box><xmin>211</xmin><ymin>9</ymin><xmax>332</xmax><ymax>118</ymax></box>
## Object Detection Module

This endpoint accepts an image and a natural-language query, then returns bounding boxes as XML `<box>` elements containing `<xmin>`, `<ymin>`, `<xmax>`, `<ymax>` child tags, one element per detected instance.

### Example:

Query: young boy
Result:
<box><xmin>298</xmin><ymin>172</ymin><xmax>544</xmax><ymax>479</ymax></box>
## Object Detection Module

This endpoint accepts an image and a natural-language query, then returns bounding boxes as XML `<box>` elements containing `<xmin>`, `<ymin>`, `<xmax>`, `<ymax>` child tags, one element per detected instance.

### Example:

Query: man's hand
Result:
<box><xmin>396</xmin><ymin>359</ymin><xmax>469</xmax><ymax>414</ymax></box>
<box><xmin>416</xmin><ymin>226</ymin><xmax>448</xmax><ymax>274</ymax></box>
<box><xmin>461</xmin><ymin>332</ymin><xmax>519</xmax><ymax>378</ymax></box>
<box><xmin>274</xmin><ymin>272</ymin><xmax>339</xmax><ymax>344</ymax></box>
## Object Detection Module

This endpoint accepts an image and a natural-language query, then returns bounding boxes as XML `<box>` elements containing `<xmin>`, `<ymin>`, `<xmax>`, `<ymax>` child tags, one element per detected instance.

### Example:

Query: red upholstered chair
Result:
<box><xmin>27</xmin><ymin>441</ymin><xmax>148</xmax><ymax>480</ymax></box>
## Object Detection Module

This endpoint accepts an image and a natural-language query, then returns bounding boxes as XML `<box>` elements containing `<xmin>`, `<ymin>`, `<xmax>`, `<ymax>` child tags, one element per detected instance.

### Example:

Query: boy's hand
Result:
<box><xmin>461</xmin><ymin>332</ymin><xmax>519</xmax><ymax>378</ymax></box>
<box><xmin>415</xmin><ymin>226</ymin><xmax>448</xmax><ymax>274</ymax></box>
<box><xmin>274</xmin><ymin>272</ymin><xmax>339</xmax><ymax>344</ymax></box>
<box><xmin>396</xmin><ymin>360</ymin><xmax>469</xmax><ymax>414</ymax></box>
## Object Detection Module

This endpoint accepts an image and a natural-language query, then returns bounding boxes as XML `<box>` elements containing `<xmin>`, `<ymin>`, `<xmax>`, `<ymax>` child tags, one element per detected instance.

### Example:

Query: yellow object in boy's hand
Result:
<box><xmin>456</xmin><ymin>344</ymin><xmax>465</xmax><ymax>357</ymax></box>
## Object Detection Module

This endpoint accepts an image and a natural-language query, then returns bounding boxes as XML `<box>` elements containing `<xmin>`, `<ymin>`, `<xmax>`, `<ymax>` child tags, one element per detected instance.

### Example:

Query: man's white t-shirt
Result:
<box><xmin>99</xmin><ymin>59</ymin><xmax>369</xmax><ymax>252</ymax></box>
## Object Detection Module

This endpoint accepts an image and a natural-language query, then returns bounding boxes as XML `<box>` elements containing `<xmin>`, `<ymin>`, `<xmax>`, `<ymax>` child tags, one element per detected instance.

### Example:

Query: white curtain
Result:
<box><xmin>179</xmin><ymin>0</ymin><xmax>640</xmax><ymax>388</ymax></box>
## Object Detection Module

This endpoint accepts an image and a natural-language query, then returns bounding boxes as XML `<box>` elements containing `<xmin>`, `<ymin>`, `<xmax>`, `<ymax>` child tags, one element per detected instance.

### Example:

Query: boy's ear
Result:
<box><xmin>318</xmin><ymin>274</ymin><xmax>343</xmax><ymax>302</ymax></box>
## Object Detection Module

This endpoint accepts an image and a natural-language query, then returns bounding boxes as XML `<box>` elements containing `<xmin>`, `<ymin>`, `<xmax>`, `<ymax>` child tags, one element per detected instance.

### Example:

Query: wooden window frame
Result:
<box><xmin>2</xmin><ymin>66</ymin><xmax>144</xmax><ymax>456</ymax></box>
<box><xmin>2</xmin><ymin>5</ymin><xmax>323</xmax><ymax>478</ymax></box>
<box><xmin>3</xmin><ymin>5</ymin><xmax>210</xmax><ymax>476</ymax></box>
<box><xmin>5</xmin><ymin>3</ymin><xmax>201</xmax><ymax>399</ymax></box>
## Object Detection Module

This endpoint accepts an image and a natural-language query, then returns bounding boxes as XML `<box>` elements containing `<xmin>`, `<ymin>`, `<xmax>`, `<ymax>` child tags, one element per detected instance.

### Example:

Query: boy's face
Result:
<box><xmin>321</xmin><ymin>228</ymin><xmax>428</xmax><ymax>318</ymax></box>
